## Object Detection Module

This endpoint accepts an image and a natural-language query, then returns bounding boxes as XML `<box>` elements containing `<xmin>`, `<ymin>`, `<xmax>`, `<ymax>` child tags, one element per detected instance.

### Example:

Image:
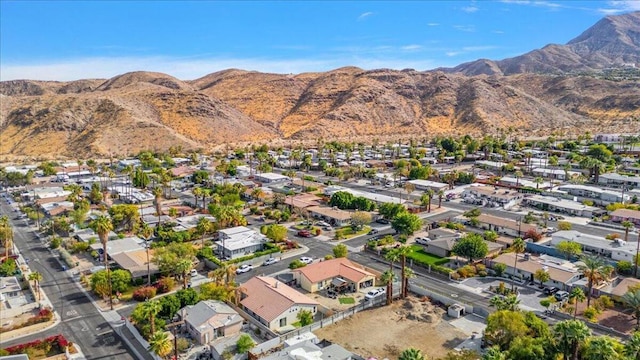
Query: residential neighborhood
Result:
<box><xmin>1</xmin><ymin>133</ymin><xmax>640</xmax><ymax>360</ymax></box>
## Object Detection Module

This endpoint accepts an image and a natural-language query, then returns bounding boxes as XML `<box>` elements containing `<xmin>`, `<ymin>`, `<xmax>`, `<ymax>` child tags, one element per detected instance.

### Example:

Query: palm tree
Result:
<box><xmin>489</xmin><ymin>294</ymin><xmax>520</xmax><ymax>311</ymax></box>
<box><xmin>625</xmin><ymin>331</ymin><xmax>640</xmax><ymax>360</ymax></box>
<box><xmin>0</xmin><ymin>215</ymin><xmax>13</xmax><ymax>260</ymax></box>
<box><xmin>196</xmin><ymin>216</ymin><xmax>213</xmax><ymax>251</ymax></box>
<box><xmin>569</xmin><ymin>287</ymin><xmax>586</xmax><ymax>319</ymax></box>
<box><xmin>90</xmin><ymin>215</ymin><xmax>114</xmax><ymax>309</ymax></box>
<box><xmin>514</xmin><ymin>170</ymin><xmax>524</xmax><ymax>187</ymax></box>
<box><xmin>152</xmin><ymin>186</ymin><xmax>163</xmax><ymax>226</ymax></box>
<box><xmin>554</xmin><ymin>320</ymin><xmax>591</xmax><ymax>360</ymax></box>
<box><xmin>176</xmin><ymin>259</ymin><xmax>193</xmax><ymax>289</ymax></box>
<box><xmin>398</xmin><ymin>348</ymin><xmax>425</xmax><ymax>360</ymax></box>
<box><xmin>534</xmin><ymin>177</ymin><xmax>543</xmax><ymax>190</ymax></box>
<box><xmin>251</xmin><ymin>188</ymin><xmax>265</xmax><ymax>204</ymax></box>
<box><xmin>403</xmin><ymin>183</ymin><xmax>415</xmax><ymax>202</ymax></box>
<box><xmin>581</xmin><ymin>336</ymin><xmax>622</xmax><ymax>360</ymax></box>
<box><xmin>380</xmin><ymin>270</ymin><xmax>396</xmax><ymax>306</ymax></box>
<box><xmin>437</xmin><ymin>190</ymin><xmax>444</xmax><ymax>208</ymax></box>
<box><xmin>384</xmin><ymin>249</ymin><xmax>400</xmax><ymax>304</ymax></box>
<box><xmin>148</xmin><ymin>331</ymin><xmax>172</xmax><ymax>358</ymax></box>
<box><xmin>511</xmin><ymin>237</ymin><xmax>526</xmax><ymax>292</ymax></box>
<box><xmin>577</xmin><ymin>254</ymin><xmax>607</xmax><ymax>308</ymax></box>
<box><xmin>28</xmin><ymin>272</ymin><xmax>43</xmax><ymax>301</ymax></box>
<box><xmin>623</xmin><ymin>289</ymin><xmax>640</xmax><ymax>331</ymax></box>
<box><xmin>192</xmin><ymin>187</ymin><xmax>202</xmax><ymax>209</ymax></box>
<box><xmin>425</xmin><ymin>189</ymin><xmax>434</xmax><ymax>213</ymax></box>
<box><xmin>137</xmin><ymin>223</ymin><xmax>154</xmax><ymax>286</ymax></box>
<box><xmin>140</xmin><ymin>300</ymin><xmax>162</xmax><ymax>335</ymax></box>
<box><xmin>396</xmin><ymin>245</ymin><xmax>413</xmax><ymax>298</ymax></box>
<box><xmin>623</xmin><ymin>221</ymin><xmax>634</xmax><ymax>243</ymax></box>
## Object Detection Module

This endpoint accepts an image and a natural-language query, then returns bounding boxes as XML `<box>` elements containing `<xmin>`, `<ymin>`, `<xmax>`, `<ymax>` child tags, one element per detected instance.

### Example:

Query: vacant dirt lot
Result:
<box><xmin>314</xmin><ymin>297</ymin><xmax>467</xmax><ymax>359</ymax></box>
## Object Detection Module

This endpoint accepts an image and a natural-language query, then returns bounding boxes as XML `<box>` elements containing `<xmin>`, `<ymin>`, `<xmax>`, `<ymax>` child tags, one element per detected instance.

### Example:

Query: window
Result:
<box><xmin>280</xmin><ymin>318</ymin><xmax>287</xmax><ymax>327</ymax></box>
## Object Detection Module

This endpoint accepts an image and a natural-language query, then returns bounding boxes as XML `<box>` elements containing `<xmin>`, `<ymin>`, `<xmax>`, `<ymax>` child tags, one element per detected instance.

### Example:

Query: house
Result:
<box><xmin>293</xmin><ymin>258</ymin><xmax>376</xmax><ymax>293</ymax></box>
<box><xmin>173</xmin><ymin>214</ymin><xmax>216</xmax><ymax>232</ymax></box>
<box><xmin>555</xmin><ymin>184</ymin><xmax>630</xmax><ymax>205</ymax></box>
<box><xmin>284</xmin><ymin>194</ymin><xmax>323</xmax><ymax>212</ymax></box>
<box><xmin>532</xmin><ymin>168</ymin><xmax>580</xmax><ymax>181</ymax></box>
<box><xmin>610</xmin><ymin>208</ymin><xmax>640</xmax><ymax>226</ymax></box>
<box><xmin>110</xmin><ymin>249</ymin><xmax>159</xmax><ymax>279</ymax></box>
<box><xmin>488</xmin><ymin>253</ymin><xmax>581</xmax><ymax>289</ymax></box>
<box><xmin>461</xmin><ymin>185</ymin><xmax>524</xmax><ymax>210</ymax></box>
<box><xmin>524</xmin><ymin>195</ymin><xmax>603</xmax><ymax>218</ymax></box>
<box><xmin>423</xmin><ymin>229</ymin><xmax>502</xmax><ymax>258</ymax></box>
<box><xmin>216</xmin><ymin>226</ymin><xmax>267</xmax><ymax>259</ymax></box>
<box><xmin>239</xmin><ymin>276</ymin><xmax>320</xmax><ymax>332</ymax></box>
<box><xmin>424</xmin><ymin>238</ymin><xmax>458</xmax><ymax>258</ymax></box>
<box><xmin>170</xmin><ymin>166</ymin><xmax>196</xmax><ymax>178</ymax></box>
<box><xmin>323</xmin><ymin>185</ymin><xmax>404</xmax><ymax>205</ymax></box>
<box><xmin>257</xmin><ymin>333</ymin><xmax>357</xmax><ymax>360</ymax></box>
<box><xmin>179</xmin><ymin>300</ymin><xmax>242</xmax><ymax>345</ymax></box>
<box><xmin>550</xmin><ymin>230</ymin><xmax>637</xmax><ymax>262</ymax></box>
<box><xmin>474</xmin><ymin>213</ymin><xmax>539</xmax><ymax>237</ymax></box>
<box><xmin>598</xmin><ymin>173</ymin><xmax>640</xmax><ymax>188</ymax></box>
<box><xmin>407</xmin><ymin>179</ymin><xmax>448</xmax><ymax>193</ymax></box>
<box><xmin>254</xmin><ymin>172</ymin><xmax>291</xmax><ymax>185</ymax></box>
<box><xmin>475</xmin><ymin>160</ymin><xmax>508</xmax><ymax>171</ymax></box>
<box><xmin>607</xmin><ymin>277</ymin><xmax>640</xmax><ymax>300</ymax></box>
<box><xmin>306</xmin><ymin>206</ymin><xmax>353</xmax><ymax>227</ymax></box>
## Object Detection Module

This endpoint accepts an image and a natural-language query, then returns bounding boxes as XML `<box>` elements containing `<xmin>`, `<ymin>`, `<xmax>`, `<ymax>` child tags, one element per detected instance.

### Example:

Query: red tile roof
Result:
<box><xmin>294</xmin><ymin>258</ymin><xmax>375</xmax><ymax>284</ymax></box>
<box><xmin>240</xmin><ymin>276</ymin><xmax>318</xmax><ymax>322</ymax></box>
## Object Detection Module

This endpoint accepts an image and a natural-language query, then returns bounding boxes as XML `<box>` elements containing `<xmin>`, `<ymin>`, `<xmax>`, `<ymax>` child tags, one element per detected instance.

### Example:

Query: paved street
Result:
<box><xmin>0</xmin><ymin>198</ymin><xmax>135</xmax><ymax>360</ymax></box>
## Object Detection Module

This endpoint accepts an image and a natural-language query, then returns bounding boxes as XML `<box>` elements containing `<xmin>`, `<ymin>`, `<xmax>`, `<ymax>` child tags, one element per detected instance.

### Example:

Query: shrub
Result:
<box><xmin>50</xmin><ymin>237</ymin><xmax>62</xmax><ymax>249</ymax></box>
<box><xmin>493</xmin><ymin>263</ymin><xmax>507</xmax><ymax>276</ymax></box>
<box><xmin>457</xmin><ymin>265</ymin><xmax>477</xmax><ymax>278</ymax></box>
<box><xmin>583</xmin><ymin>306</ymin><xmax>600</xmax><ymax>322</ymax></box>
<box><xmin>133</xmin><ymin>278</ymin><xmax>145</xmax><ymax>286</ymax></box>
<box><xmin>289</xmin><ymin>260</ymin><xmax>307</xmax><ymax>269</ymax></box>
<box><xmin>475</xmin><ymin>264</ymin><xmax>486</xmax><ymax>272</ymax></box>
<box><xmin>176</xmin><ymin>338</ymin><xmax>191</xmax><ymax>353</ymax></box>
<box><xmin>478</xmin><ymin>270</ymin><xmax>488</xmax><ymax>277</ymax></box>
<box><xmin>594</xmin><ymin>295</ymin><xmax>614</xmax><ymax>311</ymax></box>
<box><xmin>450</xmin><ymin>272</ymin><xmax>461</xmax><ymax>281</ymax></box>
<box><xmin>133</xmin><ymin>286</ymin><xmax>157</xmax><ymax>301</ymax></box>
<box><xmin>155</xmin><ymin>277</ymin><xmax>176</xmax><ymax>294</ymax></box>
<box><xmin>70</xmin><ymin>241</ymin><xmax>90</xmax><ymax>254</ymax></box>
<box><xmin>432</xmin><ymin>265</ymin><xmax>454</xmax><ymax>275</ymax></box>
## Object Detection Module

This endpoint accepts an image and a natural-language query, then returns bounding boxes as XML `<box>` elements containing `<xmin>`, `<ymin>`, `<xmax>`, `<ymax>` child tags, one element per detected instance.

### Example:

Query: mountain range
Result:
<box><xmin>1</xmin><ymin>11</ymin><xmax>639</xmax><ymax>159</ymax></box>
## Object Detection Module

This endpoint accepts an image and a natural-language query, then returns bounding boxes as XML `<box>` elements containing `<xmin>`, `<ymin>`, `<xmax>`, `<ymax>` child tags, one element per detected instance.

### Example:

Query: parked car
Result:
<box><xmin>364</xmin><ymin>287</ymin><xmax>386</xmax><ymax>301</ymax></box>
<box><xmin>236</xmin><ymin>264</ymin><xmax>253</xmax><ymax>274</ymax></box>
<box><xmin>263</xmin><ymin>257</ymin><xmax>279</xmax><ymax>266</ymax></box>
<box><xmin>554</xmin><ymin>291</ymin><xmax>570</xmax><ymax>301</ymax></box>
<box><xmin>190</xmin><ymin>269</ymin><xmax>198</xmax><ymax>277</ymax></box>
<box><xmin>544</xmin><ymin>287</ymin><xmax>560</xmax><ymax>295</ymax></box>
<box><xmin>316</xmin><ymin>221</ymin><xmax>330</xmax><ymax>227</ymax></box>
<box><xmin>368</xmin><ymin>229</ymin><xmax>379</xmax><ymax>235</ymax></box>
<box><xmin>297</xmin><ymin>230</ymin><xmax>313</xmax><ymax>238</ymax></box>
<box><xmin>376</xmin><ymin>218</ymin><xmax>390</xmax><ymax>225</ymax></box>
<box><xmin>323</xmin><ymin>226</ymin><xmax>333</xmax><ymax>231</ymax></box>
<box><xmin>300</xmin><ymin>257</ymin><xmax>313</xmax><ymax>264</ymax></box>
<box><xmin>415</xmin><ymin>237</ymin><xmax>430</xmax><ymax>245</ymax></box>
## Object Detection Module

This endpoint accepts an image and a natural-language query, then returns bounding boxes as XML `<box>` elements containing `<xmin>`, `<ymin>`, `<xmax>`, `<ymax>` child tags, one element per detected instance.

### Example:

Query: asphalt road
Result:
<box><xmin>0</xmin><ymin>197</ymin><xmax>135</xmax><ymax>360</ymax></box>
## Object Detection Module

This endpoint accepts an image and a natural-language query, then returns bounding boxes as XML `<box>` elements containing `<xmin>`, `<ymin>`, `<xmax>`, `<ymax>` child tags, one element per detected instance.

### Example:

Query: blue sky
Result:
<box><xmin>1</xmin><ymin>1</ymin><xmax>639</xmax><ymax>81</ymax></box>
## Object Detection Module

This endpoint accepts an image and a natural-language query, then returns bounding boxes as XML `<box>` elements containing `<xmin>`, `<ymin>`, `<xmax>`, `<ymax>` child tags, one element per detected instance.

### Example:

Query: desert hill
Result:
<box><xmin>1</xmin><ymin>12</ymin><xmax>639</xmax><ymax>158</ymax></box>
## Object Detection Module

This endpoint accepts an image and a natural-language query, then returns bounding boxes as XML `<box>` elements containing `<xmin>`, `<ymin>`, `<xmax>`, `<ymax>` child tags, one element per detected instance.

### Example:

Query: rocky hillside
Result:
<box><xmin>447</xmin><ymin>11</ymin><xmax>640</xmax><ymax>76</ymax></box>
<box><xmin>1</xmin><ymin>12</ymin><xmax>639</xmax><ymax>159</ymax></box>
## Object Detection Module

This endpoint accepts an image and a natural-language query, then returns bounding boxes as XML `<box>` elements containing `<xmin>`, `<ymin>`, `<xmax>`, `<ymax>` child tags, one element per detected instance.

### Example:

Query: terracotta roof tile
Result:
<box><xmin>294</xmin><ymin>258</ymin><xmax>374</xmax><ymax>284</ymax></box>
<box><xmin>240</xmin><ymin>276</ymin><xmax>318</xmax><ymax>322</ymax></box>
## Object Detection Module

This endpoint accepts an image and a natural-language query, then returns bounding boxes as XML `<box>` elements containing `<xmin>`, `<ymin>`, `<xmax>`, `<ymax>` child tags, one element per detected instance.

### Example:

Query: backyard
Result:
<box><xmin>314</xmin><ymin>296</ymin><xmax>467</xmax><ymax>359</ymax></box>
<box><xmin>408</xmin><ymin>245</ymin><xmax>449</xmax><ymax>266</ymax></box>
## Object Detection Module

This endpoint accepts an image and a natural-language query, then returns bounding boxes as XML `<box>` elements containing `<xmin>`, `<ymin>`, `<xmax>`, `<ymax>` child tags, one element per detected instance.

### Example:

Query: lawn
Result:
<box><xmin>338</xmin><ymin>226</ymin><xmax>371</xmax><ymax>239</ymax></box>
<box><xmin>339</xmin><ymin>297</ymin><xmax>355</xmax><ymax>304</ymax></box>
<box><xmin>408</xmin><ymin>245</ymin><xmax>449</xmax><ymax>266</ymax></box>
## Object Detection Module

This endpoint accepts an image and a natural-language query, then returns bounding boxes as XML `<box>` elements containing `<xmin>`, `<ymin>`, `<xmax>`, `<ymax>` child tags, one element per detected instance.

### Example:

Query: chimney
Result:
<box><xmin>275</xmin><ymin>281</ymin><xmax>279</xmax><ymax>288</ymax></box>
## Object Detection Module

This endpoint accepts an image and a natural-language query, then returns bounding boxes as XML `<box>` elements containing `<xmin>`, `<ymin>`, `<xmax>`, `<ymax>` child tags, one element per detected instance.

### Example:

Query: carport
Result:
<box><xmin>330</xmin><ymin>277</ymin><xmax>350</xmax><ymax>294</ymax></box>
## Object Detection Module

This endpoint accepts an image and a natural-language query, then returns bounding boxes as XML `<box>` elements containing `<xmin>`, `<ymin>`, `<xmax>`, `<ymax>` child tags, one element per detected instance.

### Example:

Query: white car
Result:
<box><xmin>263</xmin><ymin>257</ymin><xmax>279</xmax><ymax>266</ymax></box>
<box><xmin>300</xmin><ymin>257</ymin><xmax>313</xmax><ymax>264</ymax></box>
<box><xmin>236</xmin><ymin>264</ymin><xmax>253</xmax><ymax>274</ymax></box>
<box><xmin>364</xmin><ymin>288</ymin><xmax>386</xmax><ymax>300</ymax></box>
<box><xmin>190</xmin><ymin>269</ymin><xmax>198</xmax><ymax>277</ymax></box>
<box><xmin>415</xmin><ymin>237</ymin><xmax>430</xmax><ymax>245</ymax></box>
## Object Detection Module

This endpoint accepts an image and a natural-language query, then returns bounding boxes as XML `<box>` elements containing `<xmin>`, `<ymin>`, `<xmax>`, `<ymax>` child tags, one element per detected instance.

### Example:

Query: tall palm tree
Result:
<box><xmin>569</xmin><ymin>287</ymin><xmax>586</xmax><ymax>319</ymax></box>
<box><xmin>175</xmin><ymin>259</ymin><xmax>193</xmax><ymax>289</ymax></box>
<box><xmin>437</xmin><ymin>190</ymin><xmax>444</xmax><ymax>208</ymax></box>
<box><xmin>148</xmin><ymin>331</ymin><xmax>172</xmax><ymax>358</ymax></box>
<box><xmin>0</xmin><ymin>215</ymin><xmax>13</xmax><ymax>259</ymax></box>
<box><xmin>137</xmin><ymin>223</ymin><xmax>154</xmax><ymax>286</ymax></box>
<box><xmin>90</xmin><ymin>215</ymin><xmax>114</xmax><ymax>310</ymax></box>
<box><xmin>581</xmin><ymin>336</ymin><xmax>622</xmax><ymax>360</ymax></box>
<box><xmin>28</xmin><ymin>272</ymin><xmax>43</xmax><ymax>301</ymax></box>
<box><xmin>396</xmin><ymin>245</ymin><xmax>414</xmax><ymax>298</ymax></box>
<box><xmin>196</xmin><ymin>216</ymin><xmax>213</xmax><ymax>250</ymax></box>
<box><xmin>384</xmin><ymin>249</ymin><xmax>400</xmax><ymax>304</ymax></box>
<box><xmin>425</xmin><ymin>189</ymin><xmax>434</xmax><ymax>213</ymax></box>
<box><xmin>554</xmin><ymin>320</ymin><xmax>591</xmax><ymax>360</ymax></box>
<box><xmin>577</xmin><ymin>254</ymin><xmax>607</xmax><ymax>308</ymax></box>
<box><xmin>622</xmin><ymin>289</ymin><xmax>640</xmax><ymax>331</ymax></box>
<box><xmin>192</xmin><ymin>187</ymin><xmax>202</xmax><ymax>209</ymax></box>
<box><xmin>152</xmin><ymin>187</ymin><xmax>163</xmax><ymax>226</ymax></box>
<box><xmin>380</xmin><ymin>270</ymin><xmax>395</xmax><ymax>306</ymax></box>
<box><xmin>140</xmin><ymin>300</ymin><xmax>162</xmax><ymax>335</ymax></box>
<box><xmin>511</xmin><ymin>237</ymin><xmax>526</xmax><ymax>291</ymax></box>
<box><xmin>623</xmin><ymin>221</ymin><xmax>634</xmax><ymax>243</ymax></box>
<box><xmin>625</xmin><ymin>331</ymin><xmax>640</xmax><ymax>360</ymax></box>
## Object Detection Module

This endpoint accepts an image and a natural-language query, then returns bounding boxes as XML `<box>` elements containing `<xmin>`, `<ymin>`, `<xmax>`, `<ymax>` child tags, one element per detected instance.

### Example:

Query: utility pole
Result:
<box><xmin>165</xmin><ymin>320</ymin><xmax>185</xmax><ymax>360</ymax></box>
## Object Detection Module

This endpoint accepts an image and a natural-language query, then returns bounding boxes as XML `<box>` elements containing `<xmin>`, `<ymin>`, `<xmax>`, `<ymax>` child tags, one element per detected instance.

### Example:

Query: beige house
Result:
<box><xmin>306</xmin><ymin>206</ymin><xmax>353</xmax><ymax>227</ymax></box>
<box><xmin>475</xmin><ymin>213</ymin><xmax>539</xmax><ymax>238</ymax></box>
<box><xmin>179</xmin><ymin>300</ymin><xmax>242</xmax><ymax>345</ymax></box>
<box><xmin>240</xmin><ymin>276</ymin><xmax>320</xmax><ymax>332</ymax></box>
<box><xmin>293</xmin><ymin>258</ymin><xmax>376</xmax><ymax>293</ymax></box>
<box><xmin>488</xmin><ymin>253</ymin><xmax>581</xmax><ymax>289</ymax></box>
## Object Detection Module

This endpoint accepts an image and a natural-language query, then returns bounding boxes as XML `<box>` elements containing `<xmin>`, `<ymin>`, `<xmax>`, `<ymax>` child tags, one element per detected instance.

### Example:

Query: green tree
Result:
<box><xmin>329</xmin><ymin>191</ymin><xmax>354</xmax><ymax>210</ymax></box>
<box><xmin>533</xmin><ymin>269</ymin><xmax>550</xmax><ymax>286</ymax></box>
<box><xmin>556</xmin><ymin>241</ymin><xmax>582</xmax><ymax>260</ymax></box>
<box><xmin>622</xmin><ymin>289</ymin><xmax>640</xmax><ymax>331</ymax></box>
<box><xmin>90</xmin><ymin>215</ymin><xmax>114</xmax><ymax>309</ymax></box>
<box><xmin>380</xmin><ymin>269</ymin><xmax>396</xmax><ymax>306</ymax></box>
<box><xmin>332</xmin><ymin>244</ymin><xmax>348</xmax><ymax>258</ymax></box>
<box><xmin>108</xmin><ymin>204</ymin><xmax>140</xmax><ymax>232</ymax></box>
<box><xmin>507</xmin><ymin>336</ymin><xmax>545</xmax><ymax>360</ymax></box>
<box><xmin>493</xmin><ymin>263</ymin><xmax>507</xmax><ymax>277</ymax></box>
<box><xmin>140</xmin><ymin>300</ymin><xmax>162</xmax><ymax>335</ymax></box>
<box><xmin>110</xmin><ymin>269</ymin><xmax>132</xmax><ymax>293</ymax></box>
<box><xmin>482</xmin><ymin>346</ymin><xmax>506</xmax><ymax>360</ymax></box>
<box><xmin>489</xmin><ymin>294</ymin><xmax>520</xmax><ymax>311</ymax></box>
<box><xmin>581</xmin><ymin>336</ymin><xmax>623</xmax><ymax>360</ymax></box>
<box><xmin>350</xmin><ymin>211</ymin><xmax>372</xmax><ymax>231</ymax></box>
<box><xmin>558</xmin><ymin>221</ymin><xmax>572</xmax><ymax>231</ymax></box>
<box><xmin>89</xmin><ymin>182</ymin><xmax>103</xmax><ymax>204</ymax></box>
<box><xmin>622</xmin><ymin>221</ymin><xmax>634</xmax><ymax>243</ymax></box>
<box><xmin>28</xmin><ymin>271</ymin><xmax>43</xmax><ymax>301</ymax></box>
<box><xmin>452</xmin><ymin>233</ymin><xmax>488</xmax><ymax>262</ymax></box>
<box><xmin>578</xmin><ymin>254</ymin><xmax>607</xmax><ymax>308</ymax></box>
<box><xmin>391</xmin><ymin>212</ymin><xmax>422</xmax><ymax>236</ymax></box>
<box><xmin>484</xmin><ymin>230</ymin><xmax>499</xmax><ymax>242</ymax></box>
<box><xmin>296</xmin><ymin>309</ymin><xmax>314</xmax><ymax>327</ymax></box>
<box><xmin>554</xmin><ymin>320</ymin><xmax>591</xmax><ymax>360</ymax></box>
<box><xmin>511</xmin><ymin>238</ymin><xmax>526</xmax><ymax>291</ymax></box>
<box><xmin>176</xmin><ymin>259</ymin><xmax>193</xmax><ymax>289</ymax></box>
<box><xmin>378</xmin><ymin>202</ymin><xmax>407</xmax><ymax>220</ymax></box>
<box><xmin>395</xmin><ymin>245</ymin><xmax>414</xmax><ymax>298</ymax></box>
<box><xmin>624</xmin><ymin>331</ymin><xmax>640</xmax><ymax>360</ymax></box>
<box><xmin>398</xmin><ymin>348</ymin><xmax>425</xmax><ymax>360</ymax></box>
<box><xmin>484</xmin><ymin>310</ymin><xmax>529</xmax><ymax>350</ymax></box>
<box><xmin>148</xmin><ymin>331</ymin><xmax>172</xmax><ymax>358</ymax></box>
<box><xmin>569</xmin><ymin>287</ymin><xmax>586</xmax><ymax>319</ymax></box>
<box><xmin>265</xmin><ymin>224</ymin><xmax>288</xmax><ymax>242</ymax></box>
<box><xmin>236</xmin><ymin>334</ymin><xmax>256</xmax><ymax>353</ymax></box>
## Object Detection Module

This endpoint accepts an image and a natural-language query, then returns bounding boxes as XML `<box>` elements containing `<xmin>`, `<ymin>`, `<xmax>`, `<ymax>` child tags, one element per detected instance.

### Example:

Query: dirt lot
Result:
<box><xmin>314</xmin><ymin>296</ymin><xmax>467</xmax><ymax>359</ymax></box>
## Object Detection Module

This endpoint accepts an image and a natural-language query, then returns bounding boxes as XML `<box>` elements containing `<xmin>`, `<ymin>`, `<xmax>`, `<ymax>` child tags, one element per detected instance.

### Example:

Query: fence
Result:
<box><xmin>408</xmin><ymin>282</ymin><xmax>491</xmax><ymax>318</ymax></box>
<box><xmin>227</xmin><ymin>303</ymin><xmax>279</xmax><ymax>340</ymax></box>
<box><xmin>113</xmin><ymin>320</ymin><xmax>161</xmax><ymax>360</ymax></box>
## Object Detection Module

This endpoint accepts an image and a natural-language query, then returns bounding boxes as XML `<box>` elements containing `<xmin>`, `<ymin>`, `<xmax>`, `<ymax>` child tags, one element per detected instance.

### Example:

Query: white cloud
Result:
<box><xmin>427</xmin><ymin>22</ymin><xmax>440</xmax><ymax>26</ymax></box>
<box><xmin>357</xmin><ymin>12</ymin><xmax>374</xmax><ymax>21</ymax></box>
<box><xmin>401</xmin><ymin>45</ymin><xmax>423</xmax><ymax>51</ymax></box>
<box><xmin>446</xmin><ymin>52</ymin><xmax>462</xmax><ymax>57</ymax></box>
<box><xmin>462</xmin><ymin>45</ymin><xmax>498</xmax><ymax>51</ymax></box>
<box><xmin>0</xmin><ymin>56</ymin><xmax>446</xmax><ymax>81</ymax></box>
<box><xmin>453</xmin><ymin>25</ymin><xmax>476</xmax><ymax>32</ymax></box>
<box><xmin>500</xmin><ymin>0</ymin><xmax>564</xmax><ymax>10</ymax></box>
<box><xmin>598</xmin><ymin>0</ymin><xmax>640</xmax><ymax>14</ymax></box>
<box><xmin>462</xmin><ymin>6</ymin><xmax>479</xmax><ymax>13</ymax></box>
